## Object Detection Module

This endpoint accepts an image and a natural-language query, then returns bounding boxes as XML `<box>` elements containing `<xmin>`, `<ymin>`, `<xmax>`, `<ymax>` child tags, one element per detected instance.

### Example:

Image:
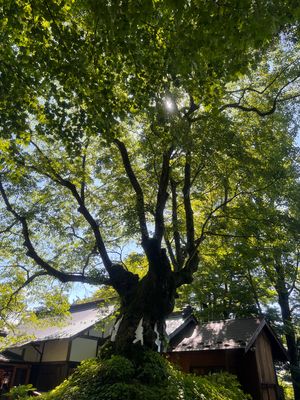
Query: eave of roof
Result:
<box><xmin>170</xmin><ymin>317</ymin><xmax>288</xmax><ymax>361</ymax></box>
<box><xmin>10</xmin><ymin>301</ymin><xmax>114</xmax><ymax>347</ymax></box>
<box><xmin>0</xmin><ymin>350</ymin><xmax>24</xmax><ymax>363</ymax></box>
<box><xmin>167</xmin><ymin>315</ymin><xmax>197</xmax><ymax>340</ymax></box>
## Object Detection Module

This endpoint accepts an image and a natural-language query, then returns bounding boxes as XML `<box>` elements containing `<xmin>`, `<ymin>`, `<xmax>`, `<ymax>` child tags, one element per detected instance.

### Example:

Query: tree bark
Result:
<box><xmin>110</xmin><ymin>239</ymin><xmax>177</xmax><ymax>355</ymax></box>
<box><xmin>275</xmin><ymin>261</ymin><xmax>300</xmax><ymax>400</ymax></box>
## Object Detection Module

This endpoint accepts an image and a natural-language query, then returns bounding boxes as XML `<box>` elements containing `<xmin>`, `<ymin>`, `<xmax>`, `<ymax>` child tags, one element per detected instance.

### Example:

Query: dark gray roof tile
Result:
<box><xmin>13</xmin><ymin>301</ymin><xmax>114</xmax><ymax>345</ymax></box>
<box><xmin>172</xmin><ymin>318</ymin><xmax>263</xmax><ymax>352</ymax></box>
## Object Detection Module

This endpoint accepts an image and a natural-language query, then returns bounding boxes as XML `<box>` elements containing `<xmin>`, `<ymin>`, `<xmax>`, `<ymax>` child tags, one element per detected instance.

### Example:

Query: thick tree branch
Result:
<box><xmin>29</xmin><ymin>141</ymin><xmax>113</xmax><ymax>270</ymax></box>
<box><xmin>288</xmin><ymin>255</ymin><xmax>299</xmax><ymax>296</ymax></box>
<box><xmin>12</xmin><ymin>143</ymin><xmax>140</xmax><ymax>298</ymax></box>
<box><xmin>182</xmin><ymin>95</ymin><xmax>200</xmax><ymax>120</ymax></box>
<box><xmin>170</xmin><ymin>178</ymin><xmax>183</xmax><ymax>270</ymax></box>
<box><xmin>246</xmin><ymin>268</ymin><xmax>263</xmax><ymax>315</ymax></box>
<box><xmin>56</xmin><ymin>179</ymin><xmax>113</xmax><ymax>271</ymax></box>
<box><xmin>113</xmin><ymin>139</ymin><xmax>149</xmax><ymax>244</ymax></box>
<box><xmin>154</xmin><ymin>148</ymin><xmax>172</xmax><ymax>244</ymax></box>
<box><xmin>174</xmin><ymin>247</ymin><xmax>199</xmax><ymax>287</ymax></box>
<box><xmin>0</xmin><ymin>179</ymin><xmax>110</xmax><ymax>286</ymax></box>
<box><xmin>81</xmin><ymin>153</ymin><xmax>87</xmax><ymax>205</ymax></box>
<box><xmin>183</xmin><ymin>151</ymin><xmax>195</xmax><ymax>254</ymax></box>
<box><xmin>164</xmin><ymin>236</ymin><xmax>177</xmax><ymax>270</ymax></box>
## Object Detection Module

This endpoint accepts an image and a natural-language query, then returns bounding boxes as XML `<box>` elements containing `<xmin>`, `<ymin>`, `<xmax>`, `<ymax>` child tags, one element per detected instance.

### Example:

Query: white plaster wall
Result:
<box><xmin>88</xmin><ymin>327</ymin><xmax>103</xmax><ymax>337</ymax></box>
<box><xmin>23</xmin><ymin>345</ymin><xmax>40</xmax><ymax>362</ymax></box>
<box><xmin>69</xmin><ymin>337</ymin><xmax>97</xmax><ymax>362</ymax></box>
<box><xmin>41</xmin><ymin>340</ymin><xmax>68</xmax><ymax>362</ymax></box>
<box><xmin>9</xmin><ymin>347</ymin><xmax>23</xmax><ymax>356</ymax></box>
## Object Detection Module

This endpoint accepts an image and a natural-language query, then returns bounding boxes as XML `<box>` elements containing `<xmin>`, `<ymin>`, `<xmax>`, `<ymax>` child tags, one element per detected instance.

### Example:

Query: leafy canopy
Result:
<box><xmin>0</xmin><ymin>0</ymin><xmax>300</xmax><ymax>335</ymax></box>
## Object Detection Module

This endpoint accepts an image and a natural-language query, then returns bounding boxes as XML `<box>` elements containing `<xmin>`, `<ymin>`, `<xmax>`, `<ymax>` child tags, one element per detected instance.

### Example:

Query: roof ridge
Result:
<box><xmin>69</xmin><ymin>299</ymin><xmax>105</xmax><ymax>312</ymax></box>
<box><xmin>200</xmin><ymin>316</ymin><xmax>262</xmax><ymax>325</ymax></box>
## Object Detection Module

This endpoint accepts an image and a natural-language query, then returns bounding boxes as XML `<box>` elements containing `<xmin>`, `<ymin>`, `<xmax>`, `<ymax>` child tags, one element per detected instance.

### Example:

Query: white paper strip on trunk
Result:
<box><xmin>110</xmin><ymin>316</ymin><xmax>123</xmax><ymax>342</ymax></box>
<box><xmin>133</xmin><ymin>318</ymin><xmax>144</xmax><ymax>345</ymax></box>
<box><xmin>154</xmin><ymin>322</ymin><xmax>161</xmax><ymax>352</ymax></box>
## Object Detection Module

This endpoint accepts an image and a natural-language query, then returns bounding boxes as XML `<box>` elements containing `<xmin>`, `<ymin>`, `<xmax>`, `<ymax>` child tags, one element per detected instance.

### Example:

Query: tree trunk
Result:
<box><xmin>275</xmin><ymin>262</ymin><xmax>300</xmax><ymax>400</ymax></box>
<box><xmin>109</xmin><ymin>240</ymin><xmax>177</xmax><ymax>355</ymax></box>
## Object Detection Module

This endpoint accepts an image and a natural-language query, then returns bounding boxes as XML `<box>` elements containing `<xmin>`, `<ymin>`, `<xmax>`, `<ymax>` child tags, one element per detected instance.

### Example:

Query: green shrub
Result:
<box><xmin>39</xmin><ymin>351</ymin><xmax>251</xmax><ymax>400</ymax></box>
<box><xmin>136</xmin><ymin>350</ymin><xmax>170</xmax><ymax>383</ymax></box>
<box><xmin>101</xmin><ymin>355</ymin><xmax>135</xmax><ymax>383</ymax></box>
<box><xmin>5</xmin><ymin>384</ymin><xmax>37</xmax><ymax>400</ymax></box>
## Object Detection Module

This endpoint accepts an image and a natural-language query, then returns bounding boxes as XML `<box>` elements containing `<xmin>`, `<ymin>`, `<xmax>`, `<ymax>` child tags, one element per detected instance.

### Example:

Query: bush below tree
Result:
<box><xmin>32</xmin><ymin>349</ymin><xmax>251</xmax><ymax>400</ymax></box>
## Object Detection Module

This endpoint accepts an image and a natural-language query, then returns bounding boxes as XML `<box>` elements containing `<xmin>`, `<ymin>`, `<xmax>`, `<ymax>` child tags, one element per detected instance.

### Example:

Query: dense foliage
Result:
<box><xmin>37</xmin><ymin>351</ymin><xmax>250</xmax><ymax>400</ymax></box>
<box><xmin>1</xmin><ymin>0</ymin><xmax>300</xmax><ymax>397</ymax></box>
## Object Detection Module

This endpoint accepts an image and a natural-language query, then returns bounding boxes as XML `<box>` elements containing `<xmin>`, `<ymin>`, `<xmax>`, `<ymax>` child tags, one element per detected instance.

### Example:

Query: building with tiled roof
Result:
<box><xmin>167</xmin><ymin>318</ymin><xmax>288</xmax><ymax>400</ymax></box>
<box><xmin>0</xmin><ymin>303</ymin><xmax>288</xmax><ymax>399</ymax></box>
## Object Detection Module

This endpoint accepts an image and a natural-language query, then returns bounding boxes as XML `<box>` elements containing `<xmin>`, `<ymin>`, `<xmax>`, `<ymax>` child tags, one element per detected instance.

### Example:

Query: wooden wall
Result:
<box><xmin>166</xmin><ymin>349</ymin><xmax>241</xmax><ymax>376</ymax></box>
<box><xmin>255</xmin><ymin>331</ymin><xmax>278</xmax><ymax>400</ymax></box>
<box><xmin>167</xmin><ymin>345</ymin><xmax>278</xmax><ymax>400</ymax></box>
<box><xmin>30</xmin><ymin>363</ymin><xmax>69</xmax><ymax>392</ymax></box>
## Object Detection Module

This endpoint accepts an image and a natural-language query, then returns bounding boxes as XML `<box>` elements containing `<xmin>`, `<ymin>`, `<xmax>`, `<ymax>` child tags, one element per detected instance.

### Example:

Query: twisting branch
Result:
<box><xmin>80</xmin><ymin>139</ymin><xmax>89</xmax><ymax>205</ymax></box>
<box><xmin>0</xmin><ymin>178</ymin><xmax>110</xmax><ymax>286</ymax></box>
<box><xmin>32</xmin><ymin>143</ymin><xmax>141</xmax><ymax>299</ymax></box>
<box><xmin>195</xmin><ymin>191</ymin><xmax>247</xmax><ymax>247</ymax></box>
<box><xmin>81</xmin><ymin>153</ymin><xmax>87</xmax><ymax>204</ymax></box>
<box><xmin>5</xmin><ymin>271</ymin><xmax>48</xmax><ymax>311</ymax></box>
<box><xmin>164</xmin><ymin>236</ymin><xmax>177</xmax><ymax>269</ymax></box>
<box><xmin>246</xmin><ymin>267</ymin><xmax>263</xmax><ymax>315</ymax></box>
<box><xmin>15</xmin><ymin>141</ymin><xmax>140</xmax><ymax>298</ymax></box>
<box><xmin>204</xmin><ymin>231</ymin><xmax>259</xmax><ymax>239</ymax></box>
<box><xmin>51</xmin><ymin>178</ymin><xmax>113</xmax><ymax>271</ymax></box>
<box><xmin>52</xmin><ymin>178</ymin><xmax>112</xmax><ymax>272</ymax></box>
<box><xmin>0</xmin><ymin>221</ymin><xmax>17</xmax><ymax>234</ymax></box>
<box><xmin>172</xmin><ymin>151</ymin><xmax>199</xmax><ymax>285</ymax></box>
<box><xmin>82</xmin><ymin>247</ymin><xmax>97</xmax><ymax>276</ymax></box>
<box><xmin>29</xmin><ymin>140</ymin><xmax>112</xmax><ymax>270</ymax></box>
<box><xmin>174</xmin><ymin>189</ymin><xmax>250</xmax><ymax>287</ymax></box>
<box><xmin>67</xmin><ymin>225</ymin><xmax>89</xmax><ymax>244</ymax></box>
<box><xmin>113</xmin><ymin>139</ymin><xmax>149</xmax><ymax>244</ymax></box>
<box><xmin>220</xmin><ymin>75</ymin><xmax>300</xmax><ymax>117</ymax></box>
<box><xmin>225</xmin><ymin>56</ymin><xmax>300</xmax><ymax>96</ymax></box>
<box><xmin>183</xmin><ymin>95</ymin><xmax>200</xmax><ymax>120</ymax></box>
<box><xmin>190</xmin><ymin>162</ymin><xmax>206</xmax><ymax>188</ymax></box>
<box><xmin>183</xmin><ymin>151</ymin><xmax>195</xmax><ymax>254</ymax></box>
<box><xmin>288</xmin><ymin>253</ymin><xmax>300</xmax><ymax>296</ymax></box>
<box><xmin>170</xmin><ymin>178</ymin><xmax>183</xmax><ymax>270</ymax></box>
<box><xmin>154</xmin><ymin>148</ymin><xmax>172</xmax><ymax>244</ymax></box>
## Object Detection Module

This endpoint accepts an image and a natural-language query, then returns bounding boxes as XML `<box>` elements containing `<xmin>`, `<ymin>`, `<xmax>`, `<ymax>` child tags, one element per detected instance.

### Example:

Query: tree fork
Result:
<box><xmin>111</xmin><ymin>240</ymin><xmax>177</xmax><ymax>354</ymax></box>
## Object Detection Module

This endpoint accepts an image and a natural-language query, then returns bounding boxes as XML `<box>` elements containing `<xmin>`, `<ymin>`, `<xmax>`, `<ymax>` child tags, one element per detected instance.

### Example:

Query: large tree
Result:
<box><xmin>0</xmin><ymin>0</ymin><xmax>300</xmax><ymax>360</ymax></box>
<box><xmin>179</xmin><ymin>137</ymin><xmax>300</xmax><ymax>397</ymax></box>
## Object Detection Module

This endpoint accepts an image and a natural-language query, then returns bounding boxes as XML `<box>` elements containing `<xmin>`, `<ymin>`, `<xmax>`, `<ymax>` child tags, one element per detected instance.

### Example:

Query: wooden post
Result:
<box><xmin>10</xmin><ymin>366</ymin><xmax>16</xmax><ymax>388</ymax></box>
<box><xmin>25</xmin><ymin>366</ymin><xmax>31</xmax><ymax>385</ymax></box>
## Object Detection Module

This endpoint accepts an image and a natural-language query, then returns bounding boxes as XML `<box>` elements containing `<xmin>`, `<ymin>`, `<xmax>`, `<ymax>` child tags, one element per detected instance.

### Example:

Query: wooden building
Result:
<box><xmin>1</xmin><ymin>303</ymin><xmax>288</xmax><ymax>399</ymax></box>
<box><xmin>2</xmin><ymin>301</ymin><xmax>113</xmax><ymax>391</ymax></box>
<box><xmin>167</xmin><ymin>318</ymin><xmax>288</xmax><ymax>400</ymax></box>
<box><xmin>0</xmin><ymin>351</ymin><xmax>31</xmax><ymax>395</ymax></box>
